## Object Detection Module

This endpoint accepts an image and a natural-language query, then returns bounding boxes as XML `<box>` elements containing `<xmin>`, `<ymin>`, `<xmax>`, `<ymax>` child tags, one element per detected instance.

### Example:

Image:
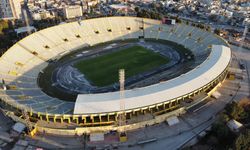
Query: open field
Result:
<box><xmin>74</xmin><ymin>46</ymin><xmax>169</xmax><ymax>86</ymax></box>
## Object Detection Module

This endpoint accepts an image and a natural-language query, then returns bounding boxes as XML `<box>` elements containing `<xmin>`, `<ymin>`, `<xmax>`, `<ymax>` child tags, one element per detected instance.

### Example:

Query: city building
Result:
<box><xmin>32</xmin><ymin>10</ymin><xmax>56</xmax><ymax>20</ymax></box>
<box><xmin>63</xmin><ymin>5</ymin><xmax>83</xmax><ymax>19</ymax></box>
<box><xmin>0</xmin><ymin>0</ymin><xmax>23</xmax><ymax>19</ymax></box>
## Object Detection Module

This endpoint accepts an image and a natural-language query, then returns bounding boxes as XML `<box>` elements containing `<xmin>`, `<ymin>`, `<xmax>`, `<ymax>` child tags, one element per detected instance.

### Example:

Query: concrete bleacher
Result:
<box><xmin>0</xmin><ymin>16</ymin><xmax>227</xmax><ymax>115</ymax></box>
<box><xmin>143</xmin><ymin>19</ymin><xmax>160</xmax><ymax>39</ymax></box>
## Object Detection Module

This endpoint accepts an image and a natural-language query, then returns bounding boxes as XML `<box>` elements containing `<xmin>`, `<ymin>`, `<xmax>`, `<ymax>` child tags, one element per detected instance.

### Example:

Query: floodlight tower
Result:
<box><xmin>119</xmin><ymin>69</ymin><xmax>127</xmax><ymax>142</ymax></box>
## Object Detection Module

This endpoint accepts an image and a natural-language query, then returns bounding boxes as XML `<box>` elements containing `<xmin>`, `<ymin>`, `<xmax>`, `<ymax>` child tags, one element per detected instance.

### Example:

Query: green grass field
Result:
<box><xmin>74</xmin><ymin>46</ymin><xmax>169</xmax><ymax>86</ymax></box>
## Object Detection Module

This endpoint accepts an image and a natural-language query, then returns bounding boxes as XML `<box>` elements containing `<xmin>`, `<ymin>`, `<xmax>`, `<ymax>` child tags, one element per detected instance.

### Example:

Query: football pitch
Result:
<box><xmin>74</xmin><ymin>46</ymin><xmax>169</xmax><ymax>86</ymax></box>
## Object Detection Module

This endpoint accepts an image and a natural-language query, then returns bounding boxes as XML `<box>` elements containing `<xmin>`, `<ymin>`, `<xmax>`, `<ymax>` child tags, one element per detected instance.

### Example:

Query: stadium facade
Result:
<box><xmin>0</xmin><ymin>17</ymin><xmax>231</xmax><ymax>133</ymax></box>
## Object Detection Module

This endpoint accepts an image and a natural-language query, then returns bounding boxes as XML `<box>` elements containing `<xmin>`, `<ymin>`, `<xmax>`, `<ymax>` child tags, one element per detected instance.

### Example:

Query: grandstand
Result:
<box><xmin>0</xmin><ymin>17</ymin><xmax>231</xmax><ymax>131</ymax></box>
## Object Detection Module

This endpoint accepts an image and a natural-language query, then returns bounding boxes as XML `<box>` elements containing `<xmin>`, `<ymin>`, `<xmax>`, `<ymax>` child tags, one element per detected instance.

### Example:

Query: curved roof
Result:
<box><xmin>74</xmin><ymin>45</ymin><xmax>231</xmax><ymax>114</ymax></box>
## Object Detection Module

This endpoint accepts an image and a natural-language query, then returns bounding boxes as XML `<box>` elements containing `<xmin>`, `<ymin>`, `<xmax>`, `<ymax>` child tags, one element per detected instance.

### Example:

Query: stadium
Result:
<box><xmin>0</xmin><ymin>17</ymin><xmax>231</xmax><ymax>135</ymax></box>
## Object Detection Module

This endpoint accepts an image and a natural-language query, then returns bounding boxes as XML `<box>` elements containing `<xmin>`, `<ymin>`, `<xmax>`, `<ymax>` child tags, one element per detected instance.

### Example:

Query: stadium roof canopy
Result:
<box><xmin>73</xmin><ymin>45</ymin><xmax>231</xmax><ymax>115</ymax></box>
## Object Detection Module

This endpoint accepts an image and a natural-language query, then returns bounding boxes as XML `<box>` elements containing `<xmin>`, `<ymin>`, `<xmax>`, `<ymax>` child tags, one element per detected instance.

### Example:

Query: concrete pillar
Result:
<box><xmin>90</xmin><ymin>115</ymin><xmax>94</xmax><ymax>123</ymax></box>
<box><xmin>129</xmin><ymin>112</ymin><xmax>132</xmax><ymax>118</ymax></box>
<box><xmin>67</xmin><ymin>118</ymin><xmax>71</xmax><ymax>124</ymax></box>
<box><xmin>29</xmin><ymin>109</ymin><xmax>33</xmax><ymax>116</ymax></box>
<box><xmin>82</xmin><ymin>116</ymin><xmax>86</xmax><ymax>124</ymax></box>
<box><xmin>169</xmin><ymin>102</ymin><xmax>172</xmax><ymax>108</ymax></box>
<box><xmin>107</xmin><ymin>114</ymin><xmax>110</xmax><ymax>122</ymax></box>
<box><xmin>132</xmin><ymin>111</ymin><xmax>136</xmax><ymax>115</ymax></box>
<box><xmin>149</xmin><ymin>108</ymin><xmax>152</xmax><ymax>113</ymax></box>
<box><xmin>53</xmin><ymin>116</ymin><xmax>56</xmax><ymax>123</ymax></box>
<box><xmin>73</xmin><ymin>116</ymin><xmax>79</xmax><ymax>124</ymax></box>
<box><xmin>63</xmin><ymin>115</ymin><xmax>71</xmax><ymax>124</ymax></box>
<box><xmin>99</xmin><ymin>115</ymin><xmax>102</xmax><ymax>122</ymax></box>
<box><xmin>46</xmin><ymin>114</ymin><xmax>49</xmax><ymax>122</ymax></box>
<box><xmin>115</xmin><ymin>114</ymin><xmax>118</xmax><ymax>121</ymax></box>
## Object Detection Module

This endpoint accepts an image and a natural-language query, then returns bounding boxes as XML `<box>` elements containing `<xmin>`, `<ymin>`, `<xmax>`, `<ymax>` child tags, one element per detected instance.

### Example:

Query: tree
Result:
<box><xmin>196</xmin><ymin>23</ymin><xmax>205</xmax><ymax>29</ymax></box>
<box><xmin>211</xmin><ymin>121</ymin><xmax>237</xmax><ymax>148</ymax></box>
<box><xmin>176</xmin><ymin>18</ymin><xmax>182</xmax><ymax>23</ymax></box>
<box><xmin>211</xmin><ymin>122</ymin><xmax>231</xmax><ymax>140</ymax></box>
<box><xmin>214</xmin><ymin>28</ymin><xmax>221</xmax><ymax>35</ymax></box>
<box><xmin>235</xmin><ymin>130</ymin><xmax>250</xmax><ymax>150</ymax></box>
<box><xmin>0</xmin><ymin>20</ymin><xmax>9</xmax><ymax>34</ymax></box>
<box><xmin>134</xmin><ymin>7</ymin><xmax>139</xmax><ymax>13</ymax></box>
<box><xmin>206</xmin><ymin>26</ymin><xmax>211</xmax><ymax>32</ymax></box>
<box><xmin>208</xmin><ymin>14</ymin><xmax>218</xmax><ymax>22</ymax></box>
<box><xmin>219</xmin><ymin>113</ymin><xmax>230</xmax><ymax>122</ymax></box>
<box><xmin>224</xmin><ymin>102</ymin><xmax>247</xmax><ymax>120</ymax></box>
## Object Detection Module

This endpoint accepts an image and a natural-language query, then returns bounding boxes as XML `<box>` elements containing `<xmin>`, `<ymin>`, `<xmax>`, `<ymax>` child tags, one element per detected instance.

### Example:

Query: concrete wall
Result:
<box><xmin>36</xmin><ymin>108</ymin><xmax>186</xmax><ymax>136</ymax></box>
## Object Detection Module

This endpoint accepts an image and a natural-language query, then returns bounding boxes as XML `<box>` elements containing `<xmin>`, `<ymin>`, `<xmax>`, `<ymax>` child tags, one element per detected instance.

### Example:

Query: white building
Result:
<box><xmin>227</xmin><ymin>119</ymin><xmax>243</xmax><ymax>132</ymax></box>
<box><xmin>243</xmin><ymin>18</ymin><xmax>250</xmax><ymax>26</ymax></box>
<box><xmin>0</xmin><ymin>0</ymin><xmax>23</xmax><ymax>19</ymax></box>
<box><xmin>32</xmin><ymin>10</ymin><xmax>55</xmax><ymax>20</ymax></box>
<box><xmin>63</xmin><ymin>5</ymin><xmax>83</xmax><ymax>19</ymax></box>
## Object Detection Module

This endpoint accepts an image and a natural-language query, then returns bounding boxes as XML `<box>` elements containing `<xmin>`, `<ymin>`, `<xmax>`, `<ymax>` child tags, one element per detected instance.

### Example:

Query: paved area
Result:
<box><xmin>25</xmin><ymin>133</ymin><xmax>85</xmax><ymax>149</ymax></box>
<box><xmin>0</xmin><ymin>109</ymin><xmax>14</xmax><ymax>132</ymax></box>
<box><xmin>0</xmin><ymin>109</ymin><xmax>15</xmax><ymax>150</ymax></box>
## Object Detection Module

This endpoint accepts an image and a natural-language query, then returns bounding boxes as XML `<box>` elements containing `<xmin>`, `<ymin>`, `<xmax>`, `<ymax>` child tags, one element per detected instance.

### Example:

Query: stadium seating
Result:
<box><xmin>0</xmin><ymin>16</ymin><xmax>228</xmax><ymax>116</ymax></box>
